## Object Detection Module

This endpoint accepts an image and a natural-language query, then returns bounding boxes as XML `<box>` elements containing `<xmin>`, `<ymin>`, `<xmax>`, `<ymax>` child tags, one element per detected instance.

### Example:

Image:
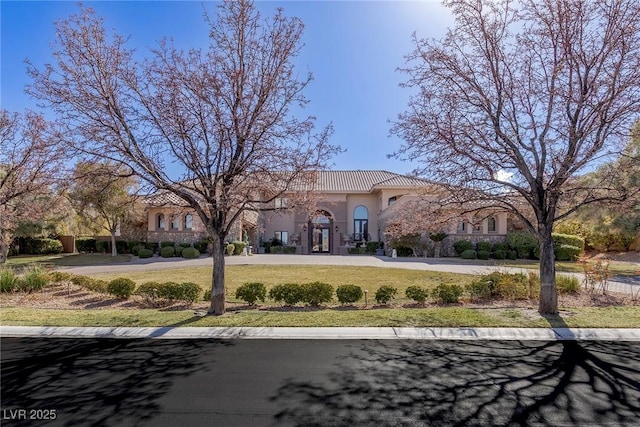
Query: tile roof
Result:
<box><xmin>315</xmin><ymin>170</ymin><xmax>433</xmax><ymax>193</ymax></box>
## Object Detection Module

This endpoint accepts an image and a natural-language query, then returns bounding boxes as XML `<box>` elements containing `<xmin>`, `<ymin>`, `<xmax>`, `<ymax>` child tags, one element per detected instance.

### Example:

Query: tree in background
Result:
<box><xmin>68</xmin><ymin>162</ymin><xmax>139</xmax><ymax>257</ymax></box>
<box><xmin>0</xmin><ymin>110</ymin><xmax>66</xmax><ymax>263</ymax></box>
<box><xmin>392</xmin><ymin>0</ymin><xmax>640</xmax><ymax>314</ymax></box>
<box><xmin>28</xmin><ymin>0</ymin><xmax>337</xmax><ymax>314</ymax></box>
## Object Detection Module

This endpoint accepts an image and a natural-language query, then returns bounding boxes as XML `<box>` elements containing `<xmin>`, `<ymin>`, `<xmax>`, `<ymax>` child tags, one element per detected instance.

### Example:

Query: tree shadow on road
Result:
<box><xmin>1</xmin><ymin>338</ymin><xmax>231</xmax><ymax>426</ymax></box>
<box><xmin>270</xmin><ymin>339</ymin><xmax>640</xmax><ymax>426</ymax></box>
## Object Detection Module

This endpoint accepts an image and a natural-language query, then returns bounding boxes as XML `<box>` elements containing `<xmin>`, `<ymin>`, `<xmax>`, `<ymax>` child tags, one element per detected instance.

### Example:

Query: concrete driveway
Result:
<box><xmin>60</xmin><ymin>254</ymin><xmax>639</xmax><ymax>295</ymax></box>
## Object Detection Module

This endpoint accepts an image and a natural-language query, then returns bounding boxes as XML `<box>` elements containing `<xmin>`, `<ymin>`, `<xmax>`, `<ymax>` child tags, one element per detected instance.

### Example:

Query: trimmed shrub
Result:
<box><xmin>76</xmin><ymin>238</ymin><xmax>97</xmax><ymax>253</ymax></box>
<box><xmin>555</xmin><ymin>244</ymin><xmax>582</xmax><ymax>261</ymax></box>
<box><xmin>553</xmin><ymin>233</ymin><xmax>585</xmax><ymax>250</ymax></box>
<box><xmin>127</xmin><ymin>241</ymin><xmax>144</xmax><ymax>253</ymax></box>
<box><xmin>477</xmin><ymin>250</ymin><xmax>490</xmax><ymax>260</ymax></box>
<box><xmin>556</xmin><ymin>274</ymin><xmax>580</xmax><ymax>294</ymax></box>
<box><xmin>23</xmin><ymin>238</ymin><xmax>63</xmax><ymax>255</ymax></box>
<box><xmin>174</xmin><ymin>246</ymin><xmax>184</xmax><ymax>257</ymax></box>
<box><xmin>47</xmin><ymin>271</ymin><xmax>73</xmax><ymax>283</ymax></box>
<box><xmin>492</xmin><ymin>242</ymin><xmax>509</xmax><ymax>252</ymax></box>
<box><xmin>405</xmin><ymin>286</ymin><xmax>429</xmax><ymax>304</ymax></box>
<box><xmin>175</xmin><ymin>282</ymin><xmax>201</xmax><ymax>303</ymax></box>
<box><xmin>375</xmin><ymin>285</ymin><xmax>397</xmax><ymax>305</ymax></box>
<box><xmin>269</xmin><ymin>283</ymin><xmax>305</xmax><ymax>306</ymax></box>
<box><xmin>494</xmin><ymin>272</ymin><xmax>529</xmax><ymax>300</ymax></box>
<box><xmin>160</xmin><ymin>246</ymin><xmax>175</xmax><ymax>258</ymax></box>
<box><xmin>366</xmin><ymin>241</ymin><xmax>382</xmax><ymax>253</ymax></box>
<box><xmin>301</xmin><ymin>282</ymin><xmax>334</xmax><ymax>306</ymax></box>
<box><xmin>235</xmin><ymin>282</ymin><xmax>267</xmax><ymax>305</ymax></box>
<box><xmin>394</xmin><ymin>246</ymin><xmax>414</xmax><ymax>257</ymax></box>
<box><xmin>476</xmin><ymin>241</ymin><xmax>492</xmax><ymax>252</ymax></box>
<box><xmin>466</xmin><ymin>280</ymin><xmax>494</xmax><ymax>301</ymax></box>
<box><xmin>453</xmin><ymin>240</ymin><xmax>473</xmax><ymax>256</ymax></box>
<box><xmin>131</xmin><ymin>245</ymin><xmax>146</xmax><ymax>256</ymax></box>
<box><xmin>115</xmin><ymin>240</ymin><xmax>129</xmax><ymax>254</ymax></box>
<box><xmin>136</xmin><ymin>281</ymin><xmax>164</xmax><ymax>302</ymax></box>
<box><xmin>506</xmin><ymin>232</ymin><xmax>538</xmax><ymax>259</ymax></box>
<box><xmin>232</xmin><ymin>241</ymin><xmax>247</xmax><ymax>255</ymax></box>
<box><xmin>0</xmin><ymin>267</ymin><xmax>18</xmax><ymax>292</ymax></box>
<box><xmin>461</xmin><ymin>249</ymin><xmax>477</xmax><ymax>259</ymax></box>
<box><xmin>493</xmin><ymin>249</ymin><xmax>507</xmax><ymax>260</ymax></box>
<box><xmin>160</xmin><ymin>241</ymin><xmax>175</xmax><ymax>248</ymax></box>
<box><xmin>226</xmin><ymin>243</ymin><xmax>235</xmax><ymax>256</ymax></box>
<box><xmin>431</xmin><ymin>284</ymin><xmax>463</xmax><ymax>304</ymax></box>
<box><xmin>182</xmin><ymin>247</ymin><xmax>200</xmax><ymax>259</ymax></box>
<box><xmin>269</xmin><ymin>246</ymin><xmax>297</xmax><ymax>254</ymax></box>
<box><xmin>19</xmin><ymin>265</ymin><xmax>48</xmax><ymax>292</ymax></box>
<box><xmin>70</xmin><ymin>275</ymin><xmax>109</xmax><ymax>293</ymax></box>
<box><xmin>507</xmin><ymin>250</ymin><xmax>518</xmax><ymax>260</ymax></box>
<box><xmin>194</xmin><ymin>240</ymin><xmax>210</xmax><ymax>254</ymax></box>
<box><xmin>96</xmin><ymin>240</ymin><xmax>109</xmax><ymax>253</ymax></box>
<box><xmin>336</xmin><ymin>285</ymin><xmax>363</xmax><ymax>304</ymax></box>
<box><xmin>107</xmin><ymin>278</ymin><xmax>136</xmax><ymax>299</ymax></box>
<box><xmin>145</xmin><ymin>282</ymin><xmax>202</xmax><ymax>303</ymax></box>
<box><xmin>138</xmin><ymin>248</ymin><xmax>154</xmax><ymax>258</ymax></box>
<box><xmin>144</xmin><ymin>242</ymin><xmax>158</xmax><ymax>252</ymax></box>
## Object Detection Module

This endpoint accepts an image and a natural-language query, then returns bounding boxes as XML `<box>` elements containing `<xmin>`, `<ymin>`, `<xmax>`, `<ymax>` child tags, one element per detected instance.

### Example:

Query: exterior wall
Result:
<box><xmin>261</xmin><ymin>210</ymin><xmax>296</xmax><ymax>245</ymax></box>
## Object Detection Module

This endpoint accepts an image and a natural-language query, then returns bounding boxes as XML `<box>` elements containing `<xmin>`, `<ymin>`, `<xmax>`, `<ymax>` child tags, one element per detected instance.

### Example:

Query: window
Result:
<box><xmin>156</xmin><ymin>214</ymin><xmax>165</xmax><ymax>230</ymax></box>
<box><xmin>472</xmin><ymin>222</ymin><xmax>482</xmax><ymax>233</ymax></box>
<box><xmin>170</xmin><ymin>216</ymin><xmax>179</xmax><ymax>230</ymax></box>
<box><xmin>184</xmin><ymin>214</ymin><xmax>193</xmax><ymax>230</ymax></box>
<box><xmin>457</xmin><ymin>222</ymin><xmax>467</xmax><ymax>232</ymax></box>
<box><xmin>388</xmin><ymin>196</ymin><xmax>397</xmax><ymax>206</ymax></box>
<box><xmin>275</xmin><ymin>231</ymin><xmax>289</xmax><ymax>245</ymax></box>
<box><xmin>354</xmin><ymin>205</ymin><xmax>368</xmax><ymax>240</ymax></box>
<box><xmin>488</xmin><ymin>217</ymin><xmax>497</xmax><ymax>233</ymax></box>
<box><xmin>275</xmin><ymin>197</ymin><xmax>288</xmax><ymax>209</ymax></box>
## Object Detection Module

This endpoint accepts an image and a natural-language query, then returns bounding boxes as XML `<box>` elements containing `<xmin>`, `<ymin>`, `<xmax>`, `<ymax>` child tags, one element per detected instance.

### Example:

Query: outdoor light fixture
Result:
<box><xmin>335</xmin><ymin>226</ymin><xmax>339</xmax><ymax>232</ymax></box>
<box><xmin>302</xmin><ymin>225</ymin><xmax>307</xmax><ymax>232</ymax></box>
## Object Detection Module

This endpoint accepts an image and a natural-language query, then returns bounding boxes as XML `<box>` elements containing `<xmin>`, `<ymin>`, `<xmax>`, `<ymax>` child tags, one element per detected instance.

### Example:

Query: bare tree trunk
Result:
<box><xmin>0</xmin><ymin>242</ymin><xmax>8</xmax><ymax>264</ymax></box>
<box><xmin>538</xmin><ymin>224</ymin><xmax>558</xmax><ymax>315</ymax></box>
<box><xmin>110</xmin><ymin>232</ymin><xmax>118</xmax><ymax>257</ymax></box>
<box><xmin>209</xmin><ymin>234</ymin><xmax>226</xmax><ymax>315</ymax></box>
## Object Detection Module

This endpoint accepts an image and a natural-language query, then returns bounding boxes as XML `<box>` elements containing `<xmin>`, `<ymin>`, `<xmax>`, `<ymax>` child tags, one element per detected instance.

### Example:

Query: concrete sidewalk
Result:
<box><xmin>2</xmin><ymin>326</ymin><xmax>639</xmax><ymax>341</ymax></box>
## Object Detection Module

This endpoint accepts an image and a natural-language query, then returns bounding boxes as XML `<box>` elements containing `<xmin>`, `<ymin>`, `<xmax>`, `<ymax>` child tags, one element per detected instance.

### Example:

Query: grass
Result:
<box><xmin>2</xmin><ymin>306</ymin><xmax>638</xmax><ymax>328</ymax></box>
<box><xmin>6</xmin><ymin>253</ymin><xmax>133</xmax><ymax>269</ymax></box>
<box><xmin>89</xmin><ymin>265</ymin><xmax>475</xmax><ymax>305</ymax></box>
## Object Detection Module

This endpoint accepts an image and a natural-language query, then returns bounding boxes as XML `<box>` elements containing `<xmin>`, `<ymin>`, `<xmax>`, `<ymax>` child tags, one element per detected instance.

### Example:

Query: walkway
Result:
<box><xmin>60</xmin><ymin>254</ymin><xmax>639</xmax><ymax>295</ymax></box>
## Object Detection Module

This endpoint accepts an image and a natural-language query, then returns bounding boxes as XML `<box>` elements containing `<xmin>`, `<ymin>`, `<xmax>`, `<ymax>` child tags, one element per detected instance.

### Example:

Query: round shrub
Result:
<box><xmin>269</xmin><ymin>283</ymin><xmax>305</xmax><ymax>305</ymax></box>
<box><xmin>506</xmin><ymin>232</ymin><xmax>538</xmax><ymax>259</ymax></box>
<box><xmin>507</xmin><ymin>250</ymin><xmax>518</xmax><ymax>260</ymax></box>
<box><xmin>138</xmin><ymin>248</ymin><xmax>154</xmax><ymax>258</ymax></box>
<box><xmin>174</xmin><ymin>246</ymin><xmax>184</xmax><ymax>257</ymax></box>
<box><xmin>494</xmin><ymin>272</ymin><xmax>529</xmax><ymax>300</ymax></box>
<box><xmin>107</xmin><ymin>278</ymin><xmax>136</xmax><ymax>299</ymax></box>
<box><xmin>226</xmin><ymin>243</ymin><xmax>235</xmax><ymax>256</ymax></box>
<box><xmin>453</xmin><ymin>240</ymin><xmax>474</xmax><ymax>256</ymax></box>
<box><xmin>302</xmin><ymin>282</ymin><xmax>334</xmax><ymax>306</ymax></box>
<box><xmin>405</xmin><ymin>286</ymin><xmax>429</xmax><ymax>304</ymax></box>
<box><xmin>375</xmin><ymin>285</ymin><xmax>397</xmax><ymax>305</ymax></box>
<box><xmin>336</xmin><ymin>285</ymin><xmax>363</xmax><ymax>304</ymax></box>
<box><xmin>182</xmin><ymin>247</ymin><xmax>200</xmax><ymax>259</ymax></box>
<box><xmin>492</xmin><ymin>242</ymin><xmax>509</xmax><ymax>252</ymax></box>
<box><xmin>0</xmin><ymin>268</ymin><xmax>18</xmax><ymax>293</ymax></box>
<box><xmin>136</xmin><ymin>281</ymin><xmax>164</xmax><ymax>302</ymax></box>
<box><xmin>394</xmin><ymin>246</ymin><xmax>414</xmax><ymax>257</ymax></box>
<box><xmin>131</xmin><ymin>245</ymin><xmax>146</xmax><ymax>256</ymax></box>
<box><xmin>70</xmin><ymin>274</ymin><xmax>109</xmax><ymax>293</ymax></box>
<box><xmin>477</xmin><ymin>250</ymin><xmax>490</xmax><ymax>260</ymax></box>
<box><xmin>232</xmin><ymin>241</ymin><xmax>247</xmax><ymax>255</ymax></box>
<box><xmin>168</xmin><ymin>282</ymin><xmax>201</xmax><ymax>303</ymax></box>
<box><xmin>461</xmin><ymin>249</ymin><xmax>478</xmax><ymax>259</ymax></box>
<box><xmin>431</xmin><ymin>284</ymin><xmax>463</xmax><ymax>304</ymax></box>
<box><xmin>476</xmin><ymin>241</ymin><xmax>492</xmax><ymax>252</ymax></box>
<box><xmin>235</xmin><ymin>282</ymin><xmax>267</xmax><ymax>305</ymax></box>
<box><xmin>493</xmin><ymin>249</ymin><xmax>507</xmax><ymax>260</ymax></box>
<box><xmin>555</xmin><ymin>244</ymin><xmax>582</xmax><ymax>261</ymax></box>
<box><xmin>194</xmin><ymin>240</ymin><xmax>209</xmax><ymax>254</ymax></box>
<box><xmin>160</xmin><ymin>246</ymin><xmax>175</xmax><ymax>258</ymax></box>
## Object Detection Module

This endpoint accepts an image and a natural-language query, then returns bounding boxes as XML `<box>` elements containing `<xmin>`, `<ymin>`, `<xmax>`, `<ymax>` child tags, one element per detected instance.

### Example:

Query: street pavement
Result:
<box><xmin>2</xmin><ymin>338</ymin><xmax>639</xmax><ymax>426</ymax></box>
<box><xmin>59</xmin><ymin>254</ymin><xmax>640</xmax><ymax>295</ymax></box>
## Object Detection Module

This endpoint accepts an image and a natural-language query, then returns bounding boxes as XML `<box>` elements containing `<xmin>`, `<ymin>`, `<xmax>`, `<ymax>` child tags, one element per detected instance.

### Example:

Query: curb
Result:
<box><xmin>2</xmin><ymin>326</ymin><xmax>640</xmax><ymax>341</ymax></box>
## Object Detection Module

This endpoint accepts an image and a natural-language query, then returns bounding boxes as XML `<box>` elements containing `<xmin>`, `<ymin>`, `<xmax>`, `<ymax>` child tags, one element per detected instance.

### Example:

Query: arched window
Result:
<box><xmin>184</xmin><ymin>214</ymin><xmax>193</xmax><ymax>231</ymax></box>
<box><xmin>156</xmin><ymin>213</ymin><xmax>165</xmax><ymax>230</ymax></box>
<box><xmin>354</xmin><ymin>205</ymin><xmax>368</xmax><ymax>240</ymax></box>
<box><xmin>488</xmin><ymin>216</ymin><xmax>497</xmax><ymax>233</ymax></box>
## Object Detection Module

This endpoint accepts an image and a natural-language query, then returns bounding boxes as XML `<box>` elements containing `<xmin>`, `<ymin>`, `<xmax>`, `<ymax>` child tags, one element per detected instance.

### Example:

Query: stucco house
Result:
<box><xmin>140</xmin><ymin>170</ymin><xmax>511</xmax><ymax>256</ymax></box>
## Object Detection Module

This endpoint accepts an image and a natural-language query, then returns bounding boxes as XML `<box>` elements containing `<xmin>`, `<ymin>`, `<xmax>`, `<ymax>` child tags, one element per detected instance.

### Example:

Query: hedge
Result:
<box><xmin>76</xmin><ymin>238</ymin><xmax>97</xmax><ymax>253</ymax></box>
<box><xmin>461</xmin><ymin>249</ymin><xmax>477</xmax><ymax>259</ymax></box>
<box><xmin>453</xmin><ymin>240</ymin><xmax>473</xmax><ymax>256</ymax></box>
<box><xmin>21</xmin><ymin>238</ymin><xmax>63</xmax><ymax>255</ymax></box>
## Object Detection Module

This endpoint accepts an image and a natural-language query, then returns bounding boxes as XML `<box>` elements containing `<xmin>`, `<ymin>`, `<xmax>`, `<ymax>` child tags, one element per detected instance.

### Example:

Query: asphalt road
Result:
<box><xmin>2</xmin><ymin>338</ymin><xmax>639</xmax><ymax>426</ymax></box>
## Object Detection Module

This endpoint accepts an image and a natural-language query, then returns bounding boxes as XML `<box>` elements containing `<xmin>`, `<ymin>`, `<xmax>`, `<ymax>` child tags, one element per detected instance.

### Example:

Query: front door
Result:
<box><xmin>312</xmin><ymin>227</ymin><xmax>330</xmax><ymax>253</ymax></box>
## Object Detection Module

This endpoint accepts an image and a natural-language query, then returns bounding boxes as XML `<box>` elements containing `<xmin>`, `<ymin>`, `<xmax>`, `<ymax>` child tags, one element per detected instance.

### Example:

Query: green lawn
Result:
<box><xmin>6</xmin><ymin>253</ymin><xmax>132</xmax><ymax>268</ymax></box>
<box><xmin>2</xmin><ymin>306</ymin><xmax>638</xmax><ymax>328</ymax></box>
<box><xmin>89</xmin><ymin>265</ymin><xmax>476</xmax><ymax>305</ymax></box>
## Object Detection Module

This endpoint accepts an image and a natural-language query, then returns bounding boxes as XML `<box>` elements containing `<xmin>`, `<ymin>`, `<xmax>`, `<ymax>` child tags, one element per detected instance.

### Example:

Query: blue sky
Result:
<box><xmin>1</xmin><ymin>1</ymin><xmax>453</xmax><ymax>173</ymax></box>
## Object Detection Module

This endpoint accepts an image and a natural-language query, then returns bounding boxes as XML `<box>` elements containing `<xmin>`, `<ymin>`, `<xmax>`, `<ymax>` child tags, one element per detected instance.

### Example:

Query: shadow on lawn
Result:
<box><xmin>1</xmin><ymin>337</ymin><xmax>231</xmax><ymax>426</ymax></box>
<box><xmin>270</xmin><ymin>339</ymin><xmax>640</xmax><ymax>426</ymax></box>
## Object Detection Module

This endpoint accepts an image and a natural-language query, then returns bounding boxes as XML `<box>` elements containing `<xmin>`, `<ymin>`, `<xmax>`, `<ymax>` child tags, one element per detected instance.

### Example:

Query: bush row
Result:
<box><xmin>453</xmin><ymin>232</ymin><xmax>584</xmax><ymax>261</ymax></box>
<box><xmin>467</xmin><ymin>271</ymin><xmax>580</xmax><ymax>301</ymax></box>
<box><xmin>14</xmin><ymin>238</ymin><xmax>63</xmax><ymax>255</ymax></box>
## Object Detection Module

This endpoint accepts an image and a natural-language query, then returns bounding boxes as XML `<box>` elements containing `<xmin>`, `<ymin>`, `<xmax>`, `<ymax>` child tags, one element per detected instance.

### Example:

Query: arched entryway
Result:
<box><xmin>309</xmin><ymin>211</ymin><xmax>333</xmax><ymax>254</ymax></box>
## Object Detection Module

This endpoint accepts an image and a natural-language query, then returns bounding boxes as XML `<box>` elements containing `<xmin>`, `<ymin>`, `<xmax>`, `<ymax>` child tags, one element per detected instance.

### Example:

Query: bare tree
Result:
<box><xmin>68</xmin><ymin>162</ymin><xmax>139</xmax><ymax>257</ymax></box>
<box><xmin>0</xmin><ymin>110</ymin><xmax>65</xmax><ymax>263</ymax></box>
<box><xmin>392</xmin><ymin>0</ymin><xmax>640</xmax><ymax>314</ymax></box>
<box><xmin>28</xmin><ymin>0</ymin><xmax>337</xmax><ymax>314</ymax></box>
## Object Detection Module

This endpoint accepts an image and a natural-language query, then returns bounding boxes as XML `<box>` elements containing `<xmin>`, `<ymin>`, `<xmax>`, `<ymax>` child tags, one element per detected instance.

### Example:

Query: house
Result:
<box><xmin>142</xmin><ymin>170</ymin><xmax>511</xmax><ymax>255</ymax></box>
